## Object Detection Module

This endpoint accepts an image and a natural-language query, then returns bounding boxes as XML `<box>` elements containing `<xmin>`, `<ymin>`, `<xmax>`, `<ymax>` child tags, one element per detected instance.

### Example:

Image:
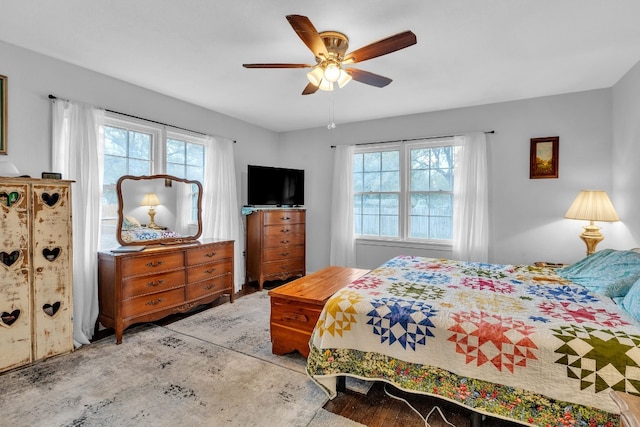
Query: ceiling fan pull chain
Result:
<box><xmin>328</xmin><ymin>91</ymin><xmax>336</xmax><ymax>130</ymax></box>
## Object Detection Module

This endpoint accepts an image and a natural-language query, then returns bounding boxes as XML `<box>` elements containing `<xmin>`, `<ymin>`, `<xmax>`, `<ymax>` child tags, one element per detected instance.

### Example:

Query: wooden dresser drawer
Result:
<box><xmin>263</xmin><ymin>223</ymin><xmax>305</xmax><ymax>238</ymax></box>
<box><xmin>121</xmin><ymin>252</ymin><xmax>184</xmax><ymax>277</ymax></box>
<box><xmin>122</xmin><ymin>288</ymin><xmax>184</xmax><ymax>319</ymax></box>
<box><xmin>263</xmin><ymin>234</ymin><xmax>305</xmax><ymax>249</ymax></box>
<box><xmin>186</xmin><ymin>243</ymin><xmax>233</xmax><ymax>266</ymax></box>
<box><xmin>122</xmin><ymin>270</ymin><xmax>185</xmax><ymax>299</ymax></box>
<box><xmin>185</xmin><ymin>274</ymin><xmax>231</xmax><ymax>300</ymax></box>
<box><xmin>187</xmin><ymin>259</ymin><xmax>232</xmax><ymax>283</ymax></box>
<box><xmin>262</xmin><ymin>245</ymin><xmax>305</xmax><ymax>262</ymax></box>
<box><xmin>263</xmin><ymin>210</ymin><xmax>305</xmax><ymax>225</ymax></box>
<box><xmin>262</xmin><ymin>258</ymin><xmax>305</xmax><ymax>276</ymax></box>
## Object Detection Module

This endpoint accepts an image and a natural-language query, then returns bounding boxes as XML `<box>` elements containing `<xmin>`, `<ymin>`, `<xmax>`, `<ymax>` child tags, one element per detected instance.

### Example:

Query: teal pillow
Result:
<box><xmin>557</xmin><ymin>249</ymin><xmax>640</xmax><ymax>297</ymax></box>
<box><xmin>621</xmin><ymin>278</ymin><xmax>640</xmax><ymax>322</ymax></box>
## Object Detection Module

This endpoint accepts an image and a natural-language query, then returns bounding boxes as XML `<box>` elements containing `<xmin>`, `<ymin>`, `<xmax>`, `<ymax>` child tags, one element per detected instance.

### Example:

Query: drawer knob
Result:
<box><xmin>147</xmin><ymin>279</ymin><xmax>164</xmax><ymax>287</ymax></box>
<box><xmin>280</xmin><ymin>252</ymin><xmax>289</xmax><ymax>257</ymax></box>
<box><xmin>205</xmin><ymin>284</ymin><xmax>214</xmax><ymax>290</ymax></box>
<box><xmin>280</xmin><ymin>240</ymin><xmax>289</xmax><ymax>244</ymax></box>
<box><xmin>281</xmin><ymin>229</ymin><xmax>290</xmax><ymax>233</ymax></box>
<box><xmin>281</xmin><ymin>216</ymin><xmax>290</xmax><ymax>220</ymax></box>
<box><xmin>146</xmin><ymin>260</ymin><xmax>164</xmax><ymax>268</ymax></box>
<box><xmin>205</xmin><ymin>268</ymin><xmax>217</xmax><ymax>274</ymax></box>
<box><xmin>279</xmin><ymin>265</ymin><xmax>288</xmax><ymax>270</ymax></box>
<box><xmin>146</xmin><ymin>298</ymin><xmax>164</xmax><ymax>306</ymax></box>
<box><xmin>205</xmin><ymin>252</ymin><xmax>216</xmax><ymax>257</ymax></box>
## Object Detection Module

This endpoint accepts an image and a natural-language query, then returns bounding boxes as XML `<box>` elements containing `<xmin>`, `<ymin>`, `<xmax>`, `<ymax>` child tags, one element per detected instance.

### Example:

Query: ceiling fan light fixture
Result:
<box><xmin>318</xmin><ymin>78</ymin><xmax>334</xmax><ymax>92</ymax></box>
<box><xmin>323</xmin><ymin>62</ymin><xmax>341</xmax><ymax>83</ymax></box>
<box><xmin>306</xmin><ymin>66</ymin><xmax>324</xmax><ymax>86</ymax></box>
<box><xmin>337</xmin><ymin>69</ymin><xmax>352</xmax><ymax>88</ymax></box>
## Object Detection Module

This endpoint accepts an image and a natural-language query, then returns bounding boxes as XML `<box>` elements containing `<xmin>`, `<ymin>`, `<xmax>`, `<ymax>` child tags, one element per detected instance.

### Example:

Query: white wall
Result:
<box><xmin>279</xmin><ymin>89</ymin><xmax>626</xmax><ymax>271</ymax></box>
<box><xmin>612</xmin><ymin>59</ymin><xmax>640</xmax><ymax>249</ymax></box>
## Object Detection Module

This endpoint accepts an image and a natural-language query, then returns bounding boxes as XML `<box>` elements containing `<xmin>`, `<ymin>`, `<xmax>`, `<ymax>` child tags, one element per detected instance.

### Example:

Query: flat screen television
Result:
<box><xmin>247</xmin><ymin>165</ymin><xmax>304</xmax><ymax>206</ymax></box>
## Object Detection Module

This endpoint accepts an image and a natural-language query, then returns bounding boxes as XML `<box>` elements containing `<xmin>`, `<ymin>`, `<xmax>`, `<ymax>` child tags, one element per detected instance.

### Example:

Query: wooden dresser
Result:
<box><xmin>0</xmin><ymin>178</ymin><xmax>74</xmax><ymax>373</ymax></box>
<box><xmin>245</xmin><ymin>209</ymin><xmax>305</xmax><ymax>290</ymax></box>
<box><xmin>98</xmin><ymin>238</ymin><xmax>233</xmax><ymax>343</ymax></box>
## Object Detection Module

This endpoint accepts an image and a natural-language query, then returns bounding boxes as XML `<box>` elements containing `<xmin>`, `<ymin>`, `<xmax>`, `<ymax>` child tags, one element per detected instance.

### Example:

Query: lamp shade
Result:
<box><xmin>564</xmin><ymin>190</ymin><xmax>619</xmax><ymax>222</ymax></box>
<box><xmin>141</xmin><ymin>193</ymin><xmax>160</xmax><ymax>207</ymax></box>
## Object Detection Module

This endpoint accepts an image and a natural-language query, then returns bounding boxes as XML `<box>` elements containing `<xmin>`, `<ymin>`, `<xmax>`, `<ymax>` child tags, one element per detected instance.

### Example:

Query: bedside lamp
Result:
<box><xmin>564</xmin><ymin>190</ymin><xmax>619</xmax><ymax>256</ymax></box>
<box><xmin>141</xmin><ymin>193</ymin><xmax>161</xmax><ymax>229</ymax></box>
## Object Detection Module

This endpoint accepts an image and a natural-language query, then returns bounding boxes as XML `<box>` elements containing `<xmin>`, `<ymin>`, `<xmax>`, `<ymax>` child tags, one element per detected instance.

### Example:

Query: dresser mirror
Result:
<box><xmin>116</xmin><ymin>174</ymin><xmax>203</xmax><ymax>246</ymax></box>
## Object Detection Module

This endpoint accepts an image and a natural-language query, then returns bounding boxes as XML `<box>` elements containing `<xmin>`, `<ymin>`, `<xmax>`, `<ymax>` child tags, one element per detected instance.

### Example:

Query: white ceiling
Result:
<box><xmin>2</xmin><ymin>1</ymin><xmax>640</xmax><ymax>132</ymax></box>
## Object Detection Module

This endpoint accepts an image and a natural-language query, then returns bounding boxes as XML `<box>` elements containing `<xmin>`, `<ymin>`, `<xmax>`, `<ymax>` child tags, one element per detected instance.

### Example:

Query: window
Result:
<box><xmin>353</xmin><ymin>138</ymin><xmax>456</xmax><ymax>243</ymax></box>
<box><xmin>99</xmin><ymin>115</ymin><xmax>207</xmax><ymax>249</ymax></box>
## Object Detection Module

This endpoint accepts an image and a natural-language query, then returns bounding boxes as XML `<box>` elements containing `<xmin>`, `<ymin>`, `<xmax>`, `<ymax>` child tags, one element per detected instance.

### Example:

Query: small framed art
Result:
<box><xmin>530</xmin><ymin>136</ymin><xmax>559</xmax><ymax>179</ymax></box>
<box><xmin>0</xmin><ymin>74</ymin><xmax>6</xmax><ymax>155</ymax></box>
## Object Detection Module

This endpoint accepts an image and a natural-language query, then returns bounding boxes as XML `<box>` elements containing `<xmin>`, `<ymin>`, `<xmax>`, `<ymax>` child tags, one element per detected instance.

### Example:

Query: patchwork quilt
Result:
<box><xmin>307</xmin><ymin>256</ymin><xmax>640</xmax><ymax>426</ymax></box>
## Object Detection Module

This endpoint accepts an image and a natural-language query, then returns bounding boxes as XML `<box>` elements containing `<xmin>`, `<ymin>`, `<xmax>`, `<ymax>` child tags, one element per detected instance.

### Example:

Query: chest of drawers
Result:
<box><xmin>246</xmin><ymin>209</ymin><xmax>305</xmax><ymax>290</ymax></box>
<box><xmin>98</xmin><ymin>239</ymin><xmax>233</xmax><ymax>343</ymax></box>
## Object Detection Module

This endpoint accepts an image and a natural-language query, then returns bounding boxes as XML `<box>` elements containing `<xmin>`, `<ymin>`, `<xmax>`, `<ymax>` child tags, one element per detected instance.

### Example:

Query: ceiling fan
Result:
<box><xmin>243</xmin><ymin>15</ymin><xmax>417</xmax><ymax>95</ymax></box>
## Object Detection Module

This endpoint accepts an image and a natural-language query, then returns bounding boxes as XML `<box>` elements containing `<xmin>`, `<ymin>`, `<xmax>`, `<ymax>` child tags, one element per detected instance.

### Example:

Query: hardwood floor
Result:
<box><xmin>324</xmin><ymin>382</ymin><xmax>520</xmax><ymax>427</ymax></box>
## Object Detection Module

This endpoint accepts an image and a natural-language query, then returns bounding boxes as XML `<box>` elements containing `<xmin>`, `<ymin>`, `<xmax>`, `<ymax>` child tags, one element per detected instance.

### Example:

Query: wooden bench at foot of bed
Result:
<box><xmin>268</xmin><ymin>266</ymin><xmax>369</xmax><ymax>358</ymax></box>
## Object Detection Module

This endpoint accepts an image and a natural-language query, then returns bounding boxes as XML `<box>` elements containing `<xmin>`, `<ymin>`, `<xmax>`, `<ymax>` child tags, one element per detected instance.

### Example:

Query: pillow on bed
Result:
<box><xmin>557</xmin><ymin>249</ymin><xmax>640</xmax><ymax>297</ymax></box>
<box><xmin>621</xmin><ymin>277</ymin><xmax>640</xmax><ymax>322</ymax></box>
<box><xmin>122</xmin><ymin>215</ymin><xmax>142</xmax><ymax>230</ymax></box>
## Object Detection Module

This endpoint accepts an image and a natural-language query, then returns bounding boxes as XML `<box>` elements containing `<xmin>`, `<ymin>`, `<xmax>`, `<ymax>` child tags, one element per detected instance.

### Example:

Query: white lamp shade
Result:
<box><xmin>323</xmin><ymin>63</ymin><xmax>341</xmax><ymax>82</ymax></box>
<box><xmin>306</xmin><ymin>67</ymin><xmax>324</xmax><ymax>87</ymax></box>
<box><xmin>141</xmin><ymin>193</ymin><xmax>160</xmax><ymax>207</ymax></box>
<box><xmin>337</xmin><ymin>69</ymin><xmax>352</xmax><ymax>88</ymax></box>
<box><xmin>565</xmin><ymin>190</ymin><xmax>619</xmax><ymax>222</ymax></box>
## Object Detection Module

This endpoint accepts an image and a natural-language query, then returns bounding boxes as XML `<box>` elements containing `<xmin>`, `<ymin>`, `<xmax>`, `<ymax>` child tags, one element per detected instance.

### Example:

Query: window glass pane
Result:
<box><xmin>430</xmin><ymin>216</ymin><xmax>452</xmax><ymax>239</ymax></box>
<box><xmin>129</xmin><ymin>159</ymin><xmax>151</xmax><ymax>176</ymax></box>
<box><xmin>104</xmin><ymin>126</ymin><xmax>127</xmax><ymax>156</ymax></box>
<box><xmin>186</xmin><ymin>143</ymin><xmax>204</xmax><ymax>166</ymax></box>
<box><xmin>363</xmin><ymin>171</ymin><xmax>381</xmax><ymax>192</ymax></box>
<box><xmin>103</xmin><ymin>156</ymin><xmax>127</xmax><ymax>185</ymax></box>
<box><xmin>380</xmin><ymin>171</ymin><xmax>399</xmax><ymax>191</ymax></box>
<box><xmin>411</xmin><ymin>169</ymin><xmax>429</xmax><ymax>191</ymax></box>
<box><xmin>129</xmin><ymin>131</ymin><xmax>151</xmax><ymax>160</ymax></box>
<box><xmin>381</xmin><ymin>151</ymin><xmax>399</xmax><ymax>171</ymax></box>
<box><xmin>186</xmin><ymin>165</ymin><xmax>204</xmax><ymax>182</ymax></box>
<box><xmin>166</xmin><ymin>163</ymin><xmax>183</xmax><ymax>177</ymax></box>
<box><xmin>353</xmin><ymin>153</ymin><xmax>363</xmax><ymax>173</ymax></box>
<box><xmin>430</xmin><ymin>169</ymin><xmax>452</xmax><ymax>191</ymax></box>
<box><xmin>363</xmin><ymin>152</ymin><xmax>380</xmax><ymax>171</ymax></box>
<box><xmin>167</xmin><ymin>139</ymin><xmax>185</xmax><ymax>164</ymax></box>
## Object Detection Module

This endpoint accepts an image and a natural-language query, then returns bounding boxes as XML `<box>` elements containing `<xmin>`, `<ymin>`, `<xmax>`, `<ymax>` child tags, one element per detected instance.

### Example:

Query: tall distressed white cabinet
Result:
<box><xmin>0</xmin><ymin>177</ymin><xmax>74</xmax><ymax>373</ymax></box>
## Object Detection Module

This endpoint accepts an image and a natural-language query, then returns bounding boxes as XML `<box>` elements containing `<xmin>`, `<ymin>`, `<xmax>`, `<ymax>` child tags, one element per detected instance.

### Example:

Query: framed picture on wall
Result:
<box><xmin>0</xmin><ymin>74</ymin><xmax>6</xmax><ymax>155</ymax></box>
<box><xmin>530</xmin><ymin>136</ymin><xmax>559</xmax><ymax>179</ymax></box>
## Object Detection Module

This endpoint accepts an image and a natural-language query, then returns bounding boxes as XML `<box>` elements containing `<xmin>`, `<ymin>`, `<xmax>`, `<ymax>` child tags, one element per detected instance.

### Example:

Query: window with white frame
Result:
<box><xmin>353</xmin><ymin>138</ymin><xmax>456</xmax><ymax>243</ymax></box>
<box><xmin>99</xmin><ymin>114</ymin><xmax>207</xmax><ymax>249</ymax></box>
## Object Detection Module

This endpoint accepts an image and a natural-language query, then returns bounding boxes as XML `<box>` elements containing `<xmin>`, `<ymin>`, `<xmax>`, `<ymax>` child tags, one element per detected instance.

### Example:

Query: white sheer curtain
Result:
<box><xmin>453</xmin><ymin>132</ymin><xmax>489</xmax><ymax>262</ymax></box>
<box><xmin>329</xmin><ymin>145</ymin><xmax>356</xmax><ymax>267</ymax></box>
<box><xmin>174</xmin><ymin>181</ymin><xmax>191</xmax><ymax>235</ymax></box>
<box><xmin>201</xmin><ymin>136</ymin><xmax>242</xmax><ymax>292</ymax></box>
<box><xmin>52</xmin><ymin>100</ymin><xmax>104</xmax><ymax>347</ymax></box>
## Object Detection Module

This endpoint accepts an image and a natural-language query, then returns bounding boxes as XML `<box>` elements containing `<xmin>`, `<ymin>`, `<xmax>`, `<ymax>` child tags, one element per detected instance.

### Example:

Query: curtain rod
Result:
<box><xmin>48</xmin><ymin>94</ymin><xmax>236</xmax><ymax>143</ymax></box>
<box><xmin>330</xmin><ymin>130</ymin><xmax>495</xmax><ymax>148</ymax></box>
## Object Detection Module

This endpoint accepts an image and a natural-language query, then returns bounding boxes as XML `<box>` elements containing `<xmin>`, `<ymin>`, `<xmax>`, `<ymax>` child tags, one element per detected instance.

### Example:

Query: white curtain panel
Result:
<box><xmin>453</xmin><ymin>132</ymin><xmax>489</xmax><ymax>262</ymax></box>
<box><xmin>329</xmin><ymin>145</ymin><xmax>356</xmax><ymax>267</ymax></box>
<box><xmin>52</xmin><ymin>100</ymin><xmax>105</xmax><ymax>347</ymax></box>
<box><xmin>202</xmin><ymin>136</ymin><xmax>242</xmax><ymax>292</ymax></box>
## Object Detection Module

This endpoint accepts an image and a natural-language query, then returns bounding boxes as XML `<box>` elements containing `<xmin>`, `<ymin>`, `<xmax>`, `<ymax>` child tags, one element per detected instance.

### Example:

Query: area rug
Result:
<box><xmin>0</xmin><ymin>291</ymin><xmax>365</xmax><ymax>426</ymax></box>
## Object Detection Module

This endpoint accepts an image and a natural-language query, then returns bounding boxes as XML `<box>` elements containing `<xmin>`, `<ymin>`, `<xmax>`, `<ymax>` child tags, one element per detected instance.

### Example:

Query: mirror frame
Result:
<box><xmin>116</xmin><ymin>174</ymin><xmax>203</xmax><ymax>246</ymax></box>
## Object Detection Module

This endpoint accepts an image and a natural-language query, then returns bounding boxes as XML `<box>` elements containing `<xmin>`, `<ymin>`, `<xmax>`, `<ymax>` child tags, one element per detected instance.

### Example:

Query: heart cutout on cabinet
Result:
<box><xmin>43</xmin><ymin>247</ymin><xmax>61</xmax><ymax>262</ymax></box>
<box><xmin>0</xmin><ymin>191</ymin><xmax>21</xmax><ymax>207</ymax></box>
<box><xmin>0</xmin><ymin>251</ymin><xmax>20</xmax><ymax>267</ymax></box>
<box><xmin>0</xmin><ymin>310</ymin><xmax>20</xmax><ymax>326</ymax></box>
<box><xmin>43</xmin><ymin>302</ymin><xmax>61</xmax><ymax>317</ymax></box>
<box><xmin>41</xmin><ymin>192</ymin><xmax>60</xmax><ymax>207</ymax></box>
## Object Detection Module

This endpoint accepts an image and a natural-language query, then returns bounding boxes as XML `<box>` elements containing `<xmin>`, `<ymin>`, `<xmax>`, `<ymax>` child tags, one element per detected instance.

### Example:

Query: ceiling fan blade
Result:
<box><xmin>343</xmin><ymin>31</ymin><xmax>417</xmax><ymax>64</ymax></box>
<box><xmin>286</xmin><ymin>15</ymin><xmax>329</xmax><ymax>59</ymax></box>
<box><xmin>302</xmin><ymin>82</ymin><xmax>319</xmax><ymax>95</ymax></box>
<box><xmin>243</xmin><ymin>63</ymin><xmax>311</xmax><ymax>69</ymax></box>
<box><xmin>346</xmin><ymin>68</ymin><xmax>392</xmax><ymax>88</ymax></box>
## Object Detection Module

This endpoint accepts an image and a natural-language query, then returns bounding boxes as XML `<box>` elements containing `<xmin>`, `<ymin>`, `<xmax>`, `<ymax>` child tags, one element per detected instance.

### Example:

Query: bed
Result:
<box><xmin>307</xmin><ymin>250</ymin><xmax>640</xmax><ymax>426</ymax></box>
<box><xmin>120</xmin><ymin>215</ymin><xmax>182</xmax><ymax>243</ymax></box>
